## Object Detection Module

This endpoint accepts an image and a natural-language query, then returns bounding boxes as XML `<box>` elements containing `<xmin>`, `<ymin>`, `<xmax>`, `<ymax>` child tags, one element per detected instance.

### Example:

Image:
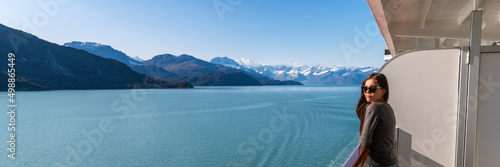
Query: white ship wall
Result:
<box><xmin>380</xmin><ymin>49</ymin><xmax>461</xmax><ymax>167</ymax></box>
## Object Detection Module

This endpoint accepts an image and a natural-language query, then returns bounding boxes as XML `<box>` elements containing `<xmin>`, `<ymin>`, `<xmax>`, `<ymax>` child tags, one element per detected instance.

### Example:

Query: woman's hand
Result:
<box><xmin>353</xmin><ymin>144</ymin><xmax>370</xmax><ymax>167</ymax></box>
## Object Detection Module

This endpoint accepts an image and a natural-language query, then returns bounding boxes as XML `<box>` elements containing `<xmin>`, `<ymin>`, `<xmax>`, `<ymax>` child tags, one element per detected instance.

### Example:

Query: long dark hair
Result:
<box><xmin>355</xmin><ymin>73</ymin><xmax>389</xmax><ymax>134</ymax></box>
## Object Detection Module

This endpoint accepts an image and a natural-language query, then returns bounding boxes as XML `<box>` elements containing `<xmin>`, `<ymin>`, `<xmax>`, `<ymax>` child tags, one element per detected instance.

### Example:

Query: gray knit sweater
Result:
<box><xmin>360</xmin><ymin>102</ymin><xmax>398</xmax><ymax>166</ymax></box>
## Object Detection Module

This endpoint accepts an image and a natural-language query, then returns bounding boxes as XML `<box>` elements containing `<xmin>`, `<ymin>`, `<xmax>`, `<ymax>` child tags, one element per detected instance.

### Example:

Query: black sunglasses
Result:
<box><xmin>362</xmin><ymin>86</ymin><xmax>383</xmax><ymax>93</ymax></box>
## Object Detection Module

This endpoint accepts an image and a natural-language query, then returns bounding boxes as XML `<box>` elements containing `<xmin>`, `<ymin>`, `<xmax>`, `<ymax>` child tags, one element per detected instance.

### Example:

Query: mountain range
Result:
<box><xmin>0</xmin><ymin>24</ymin><xmax>192</xmax><ymax>90</ymax></box>
<box><xmin>211</xmin><ymin>57</ymin><xmax>379</xmax><ymax>84</ymax></box>
<box><xmin>64</xmin><ymin>42</ymin><xmax>302</xmax><ymax>86</ymax></box>
<box><xmin>63</xmin><ymin>40</ymin><xmax>376</xmax><ymax>86</ymax></box>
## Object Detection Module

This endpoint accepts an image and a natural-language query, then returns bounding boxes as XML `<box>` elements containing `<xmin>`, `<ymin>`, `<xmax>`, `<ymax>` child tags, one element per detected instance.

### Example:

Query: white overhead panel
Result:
<box><xmin>368</xmin><ymin>0</ymin><xmax>500</xmax><ymax>55</ymax></box>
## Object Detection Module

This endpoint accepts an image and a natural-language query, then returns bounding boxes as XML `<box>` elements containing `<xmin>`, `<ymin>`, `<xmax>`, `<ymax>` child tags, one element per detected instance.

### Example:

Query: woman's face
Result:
<box><xmin>364</xmin><ymin>79</ymin><xmax>386</xmax><ymax>103</ymax></box>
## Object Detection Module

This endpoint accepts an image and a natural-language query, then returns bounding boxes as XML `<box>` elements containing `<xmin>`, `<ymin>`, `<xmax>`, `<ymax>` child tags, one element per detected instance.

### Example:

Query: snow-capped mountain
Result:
<box><xmin>235</xmin><ymin>58</ymin><xmax>267</xmax><ymax>68</ymax></box>
<box><xmin>64</xmin><ymin>41</ymin><xmax>143</xmax><ymax>66</ymax></box>
<box><xmin>210</xmin><ymin>57</ymin><xmax>240</xmax><ymax>69</ymax></box>
<box><xmin>132</xmin><ymin>56</ymin><xmax>145</xmax><ymax>62</ymax></box>
<box><xmin>210</xmin><ymin>57</ymin><xmax>379</xmax><ymax>84</ymax></box>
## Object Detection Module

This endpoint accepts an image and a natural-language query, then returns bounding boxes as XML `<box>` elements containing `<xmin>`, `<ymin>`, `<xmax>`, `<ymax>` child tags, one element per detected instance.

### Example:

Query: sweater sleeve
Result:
<box><xmin>360</xmin><ymin>104</ymin><xmax>380</xmax><ymax>147</ymax></box>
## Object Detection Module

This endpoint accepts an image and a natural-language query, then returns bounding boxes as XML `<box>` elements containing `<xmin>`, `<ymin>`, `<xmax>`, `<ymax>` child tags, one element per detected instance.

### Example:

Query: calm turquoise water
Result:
<box><xmin>1</xmin><ymin>85</ymin><xmax>360</xmax><ymax>167</ymax></box>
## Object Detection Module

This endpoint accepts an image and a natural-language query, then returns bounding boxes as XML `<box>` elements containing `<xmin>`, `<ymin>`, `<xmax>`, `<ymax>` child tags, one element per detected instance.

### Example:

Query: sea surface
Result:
<box><xmin>1</xmin><ymin>85</ymin><xmax>361</xmax><ymax>167</ymax></box>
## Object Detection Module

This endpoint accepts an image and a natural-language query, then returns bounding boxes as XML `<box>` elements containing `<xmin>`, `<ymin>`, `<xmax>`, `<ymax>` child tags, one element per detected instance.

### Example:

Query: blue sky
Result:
<box><xmin>0</xmin><ymin>0</ymin><xmax>386</xmax><ymax>67</ymax></box>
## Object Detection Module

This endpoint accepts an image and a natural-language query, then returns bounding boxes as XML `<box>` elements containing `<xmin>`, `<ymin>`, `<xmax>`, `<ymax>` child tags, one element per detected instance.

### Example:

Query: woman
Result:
<box><xmin>355</xmin><ymin>73</ymin><xmax>398</xmax><ymax>167</ymax></box>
